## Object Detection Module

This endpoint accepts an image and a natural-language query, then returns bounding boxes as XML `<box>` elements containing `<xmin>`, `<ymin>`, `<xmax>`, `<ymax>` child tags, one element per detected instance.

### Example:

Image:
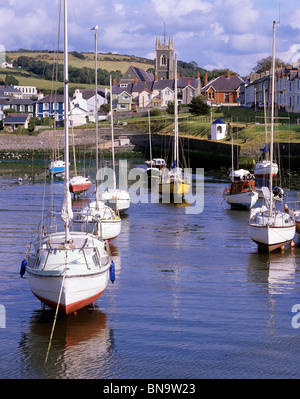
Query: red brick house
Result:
<box><xmin>201</xmin><ymin>70</ymin><xmax>244</xmax><ymax>104</ymax></box>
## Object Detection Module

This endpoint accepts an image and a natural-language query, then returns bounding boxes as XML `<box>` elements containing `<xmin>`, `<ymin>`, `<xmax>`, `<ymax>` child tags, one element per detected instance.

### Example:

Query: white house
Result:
<box><xmin>14</xmin><ymin>85</ymin><xmax>38</xmax><ymax>99</ymax></box>
<box><xmin>211</xmin><ymin>118</ymin><xmax>227</xmax><ymax>140</ymax></box>
<box><xmin>70</xmin><ymin>104</ymin><xmax>88</xmax><ymax>127</ymax></box>
<box><xmin>72</xmin><ymin>89</ymin><xmax>107</xmax><ymax>123</ymax></box>
<box><xmin>1</xmin><ymin>62</ymin><xmax>13</xmax><ymax>69</ymax></box>
<box><xmin>138</xmin><ymin>89</ymin><xmax>152</xmax><ymax>108</ymax></box>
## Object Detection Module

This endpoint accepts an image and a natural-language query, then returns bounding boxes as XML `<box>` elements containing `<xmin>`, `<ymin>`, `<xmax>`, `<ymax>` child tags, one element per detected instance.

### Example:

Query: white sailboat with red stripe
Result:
<box><xmin>24</xmin><ymin>0</ymin><xmax>112</xmax><ymax>315</ymax></box>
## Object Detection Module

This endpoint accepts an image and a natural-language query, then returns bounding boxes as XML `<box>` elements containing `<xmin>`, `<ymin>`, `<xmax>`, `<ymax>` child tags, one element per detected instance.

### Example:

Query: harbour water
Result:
<box><xmin>1</xmin><ymin>159</ymin><xmax>300</xmax><ymax>380</ymax></box>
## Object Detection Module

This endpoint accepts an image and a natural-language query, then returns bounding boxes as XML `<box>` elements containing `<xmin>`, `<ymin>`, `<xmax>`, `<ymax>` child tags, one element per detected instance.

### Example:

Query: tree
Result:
<box><xmin>5</xmin><ymin>74</ymin><xmax>19</xmax><ymax>86</ymax></box>
<box><xmin>188</xmin><ymin>96</ymin><xmax>210</xmax><ymax>116</ymax></box>
<box><xmin>166</xmin><ymin>101</ymin><xmax>183</xmax><ymax>115</ymax></box>
<box><xmin>253</xmin><ymin>56</ymin><xmax>288</xmax><ymax>74</ymax></box>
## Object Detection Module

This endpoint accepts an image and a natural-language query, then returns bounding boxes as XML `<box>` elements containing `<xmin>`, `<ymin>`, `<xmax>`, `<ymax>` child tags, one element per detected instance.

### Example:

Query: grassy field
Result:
<box><xmin>6</xmin><ymin>51</ymin><xmax>154</xmax><ymax>75</ymax></box>
<box><xmin>121</xmin><ymin>107</ymin><xmax>300</xmax><ymax>145</ymax></box>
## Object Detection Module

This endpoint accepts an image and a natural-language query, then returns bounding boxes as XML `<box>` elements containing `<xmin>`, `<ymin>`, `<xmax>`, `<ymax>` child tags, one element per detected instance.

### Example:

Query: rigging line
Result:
<box><xmin>44</xmin><ymin>252</ymin><xmax>68</xmax><ymax>365</ymax></box>
<box><xmin>42</xmin><ymin>1</ymin><xmax>62</xmax><ymax>83</ymax></box>
<box><xmin>69</xmin><ymin>0</ymin><xmax>93</xmax><ymax>85</ymax></box>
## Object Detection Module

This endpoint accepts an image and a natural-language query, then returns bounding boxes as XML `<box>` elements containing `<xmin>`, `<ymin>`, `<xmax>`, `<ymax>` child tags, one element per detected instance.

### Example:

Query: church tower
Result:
<box><xmin>154</xmin><ymin>35</ymin><xmax>175</xmax><ymax>80</ymax></box>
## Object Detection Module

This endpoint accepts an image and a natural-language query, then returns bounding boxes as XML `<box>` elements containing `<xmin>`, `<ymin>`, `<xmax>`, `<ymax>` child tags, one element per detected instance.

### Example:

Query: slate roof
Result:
<box><xmin>9</xmin><ymin>98</ymin><xmax>36</xmax><ymax>105</ymax></box>
<box><xmin>112</xmin><ymin>76</ymin><xmax>200</xmax><ymax>96</ymax></box>
<box><xmin>3</xmin><ymin>114</ymin><xmax>29</xmax><ymax>124</ymax></box>
<box><xmin>202</xmin><ymin>76</ymin><xmax>244</xmax><ymax>92</ymax></box>
<box><xmin>0</xmin><ymin>86</ymin><xmax>21</xmax><ymax>95</ymax></box>
<box><xmin>37</xmin><ymin>94</ymin><xmax>66</xmax><ymax>103</ymax></box>
<box><xmin>80</xmin><ymin>89</ymin><xmax>106</xmax><ymax>100</ymax></box>
<box><xmin>128</xmin><ymin>67</ymin><xmax>154</xmax><ymax>82</ymax></box>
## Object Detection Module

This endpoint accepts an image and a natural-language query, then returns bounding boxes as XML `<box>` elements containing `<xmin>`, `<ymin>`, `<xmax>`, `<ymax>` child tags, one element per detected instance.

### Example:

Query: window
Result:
<box><xmin>161</xmin><ymin>55</ymin><xmax>167</xmax><ymax>66</ymax></box>
<box><xmin>28</xmin><ymin>105</ymin><xmax>33</xmax><ymax>112</ymax></box>
<box><xmin>119</xmin><ymin>104</ymin><xmax>126</xmax><ymax>109</ymax></box>
<box><xmin>20</xmin><ymin>105</ymin><xmax>25</xmax><ymax>112</ymax></box>
<box><xmin>43</xmin><ymin>103</ymin><xmax>49</xmax><ymax>110</ymax></box>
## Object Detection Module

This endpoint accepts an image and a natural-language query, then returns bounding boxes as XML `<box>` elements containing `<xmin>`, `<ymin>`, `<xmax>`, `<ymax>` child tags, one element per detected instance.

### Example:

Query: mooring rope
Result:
<box><xmin>44</xmin><ymin>251</ymin><xmax>68</xmax><ymax>365</ymax></box>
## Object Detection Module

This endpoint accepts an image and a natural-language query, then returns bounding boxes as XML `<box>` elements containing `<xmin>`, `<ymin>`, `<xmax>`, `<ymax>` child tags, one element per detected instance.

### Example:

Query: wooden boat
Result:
<box><xmin>24</xmin><ymin>0</ymin><xmax>112</xmax><ymax>315</ymax></box>
<box><xmin>223</xmin><ymin>169</ymin><xmax>258</xmax><ymax>209</ymax></box>
<box><xmin>248</xmin><ymin>21</ymin><xmax>295</xmax><ymax>252</ymax></box>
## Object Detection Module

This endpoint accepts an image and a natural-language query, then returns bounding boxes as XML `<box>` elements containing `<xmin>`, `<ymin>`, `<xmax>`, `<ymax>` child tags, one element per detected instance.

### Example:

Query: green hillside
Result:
<box><xmin>6</xmin><ymin>50</ymin><xmax>154</xmax><ymax>75</ymax></box>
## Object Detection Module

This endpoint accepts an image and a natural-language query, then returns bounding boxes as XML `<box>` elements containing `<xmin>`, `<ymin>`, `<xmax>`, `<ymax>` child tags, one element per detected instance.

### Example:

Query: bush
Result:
<box><xmin>150</xmin><ymin>108</ymin><xmax>162</xmax><ymax>116</ymax></box>
<box><xmin>188</xmin><ymin>96</ymin><xmax>210</xmax><ymax>116</ymax></box>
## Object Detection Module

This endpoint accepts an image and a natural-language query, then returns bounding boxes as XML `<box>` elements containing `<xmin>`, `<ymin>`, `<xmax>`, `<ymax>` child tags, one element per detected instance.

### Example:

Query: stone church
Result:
<box><xmin>154</xmin><ymin>36</ymin><xmax>175</xmax><ymax>80</ymax></box>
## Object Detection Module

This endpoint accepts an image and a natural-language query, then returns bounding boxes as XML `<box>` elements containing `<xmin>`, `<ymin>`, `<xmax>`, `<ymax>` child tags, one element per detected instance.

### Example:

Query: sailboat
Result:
<box><xmin>24</xmin><ymin>0</ymin><xmax>113</xmax><ymax>315</ymax></box>
<box><xmin>99</xmin><ymin>76</ymin><xmax>130</xmax><ymax>213</ymax></box>
<box><xmin>72</xmin><ymin>27</ymin><xmax>121</xmax><ymax>242</ymax></box>
<box><xmin>145</xmin><ymin>110</ymin><xmax>166</xmax><ymax>181</ymax></box>
<box><xmin>248</xmin><ymin>21</ymin><xmax>296</xmax><ymax>252</ymax></box>
<box><xmin>69</xmin><ymin>111</ymin><xmax>91</xmax><ymax>197</ymax></box>
<box><xmin>159</xmin><ymin>54</ymin><xmax>191</xmax><ymax>198</ymax></box>
<box><xmin>223</xmin><ymin>133</ymin><xmax>258</xmax><ymax>209</ymax></box>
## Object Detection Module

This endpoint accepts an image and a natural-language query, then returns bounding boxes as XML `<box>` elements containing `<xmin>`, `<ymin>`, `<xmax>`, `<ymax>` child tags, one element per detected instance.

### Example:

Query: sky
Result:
<box><xmin>1</xmin><ymin>0</ymin><xmax>300</xmax><ymax>76</ymax></box>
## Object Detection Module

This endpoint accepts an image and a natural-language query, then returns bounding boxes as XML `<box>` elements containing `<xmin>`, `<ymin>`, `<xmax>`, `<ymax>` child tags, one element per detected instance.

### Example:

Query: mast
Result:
<box><xmin>92</xmin><ymin>25</ymin><xmax>99</xmax><ymax>208</ymax></box>
<box><xmin>62</xmin><ymin>0</ymin><xmax>72</xmax><ymax>243</ymax></box>
<box><xmin>148</xmin><ymin>109</ymin><xmax>152</xmax><ymax>166</ymax></box>
<box><xmin>269</xmin><ymin>20</ymin><xmax>276</xmax><ymax>216</ymax></box>
<box><xmin>110</xmin><ymin>75</ymin><xmax>116</xmax><ymax>190</ymax></box>
<box><xmin>174</xmin><ymin>54</ymin><xmax>178</xmax><ymax>168</ymax></box>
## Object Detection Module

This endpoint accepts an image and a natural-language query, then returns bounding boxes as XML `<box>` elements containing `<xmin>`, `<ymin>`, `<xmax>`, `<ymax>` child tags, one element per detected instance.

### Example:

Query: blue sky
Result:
<box><xmin>1</xmin><ymin>0</ymin><xmax>300</xmax><ymax>76</ymax></box>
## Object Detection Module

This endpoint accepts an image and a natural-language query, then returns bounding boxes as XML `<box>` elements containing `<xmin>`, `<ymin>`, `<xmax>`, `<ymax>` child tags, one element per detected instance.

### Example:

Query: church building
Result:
<box><xmin>154</xmin><ymin>36</ymin><xmax>175</xmax><ymax>80</ymax></box>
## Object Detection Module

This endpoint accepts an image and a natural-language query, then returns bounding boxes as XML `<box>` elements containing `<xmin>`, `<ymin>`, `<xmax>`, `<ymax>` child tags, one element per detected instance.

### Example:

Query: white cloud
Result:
<box><xmin>290</xmin><ymin>9</ymin><xmax>300</xmax><ymax>29</ymax></box>
<box><xmin>115</xmin><ymin>3</ymin><xmax>125</xmax><ymax>16</ymax></box>
<box><xmin>151</xmin><ymin>0</ymin><xmax>213</xmax><ymax>18</ymax></box>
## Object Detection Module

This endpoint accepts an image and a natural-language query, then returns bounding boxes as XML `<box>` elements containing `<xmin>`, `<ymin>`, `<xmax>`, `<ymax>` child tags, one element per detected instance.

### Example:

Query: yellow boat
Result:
<box><xmin>158</xmin><ymin>54</ymin><xmax>191</xmax><ymax>199</ymax></box>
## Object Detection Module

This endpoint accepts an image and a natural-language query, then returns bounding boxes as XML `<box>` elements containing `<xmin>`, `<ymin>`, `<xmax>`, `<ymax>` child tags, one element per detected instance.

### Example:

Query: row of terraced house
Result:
<box><xmin>240</xmin><ymin>66</ymin><xmax>300</xmax><ymax>113</ymax></box>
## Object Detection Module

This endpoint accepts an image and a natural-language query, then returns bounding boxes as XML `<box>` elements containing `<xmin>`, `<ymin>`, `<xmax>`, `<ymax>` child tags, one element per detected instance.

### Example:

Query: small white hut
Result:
<box><xmin>211</xmin><ymin>118</ymin><xmax>227</xmax><ymax>140</ymax></box>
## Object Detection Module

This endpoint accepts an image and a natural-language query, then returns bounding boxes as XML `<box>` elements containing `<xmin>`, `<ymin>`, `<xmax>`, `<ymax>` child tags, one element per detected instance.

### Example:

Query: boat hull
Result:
<box><xmin>72</xmin><ymin>219</ymin><xmax>121</xmax><ymax>241</ymax></box>
<box><xmin>248</xmin><ymin>223</ymin><xmax>296</xmax><ymax>252</ymax></box>
<box><xmin>100</xmin><ymin>189</ymin><xmax>130</xmax><ymax>213</ymax></box>
<box><xmin>254</xmin><ymin>161</ymin><xmax>278</xmax><ymax>178</ymax></box>
<box><xmin>26</xmin><ymin>270</ymin><xmax>109</xmax><ymax>315</ymax></box>
<box><xmin>159</xmin><ymin>181</ymin><xmax>191</xmax><ymax>196</ymax></box>
<box><xmin>223</xmin><ymin>191</ymin><xmax>258</xmax><ymax>209</ymax></box>
<box><xmin>69</xmin><ymin>182</ymin><xmax>92</xmax><ymax>195</ymax></box>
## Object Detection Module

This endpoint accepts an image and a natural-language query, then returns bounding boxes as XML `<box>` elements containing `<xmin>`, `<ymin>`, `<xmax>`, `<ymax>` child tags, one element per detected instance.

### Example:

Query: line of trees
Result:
<box><xmin>13</xmin><ymin>56</ymin><xmax>123</xmax><ymax>86</ymax></box>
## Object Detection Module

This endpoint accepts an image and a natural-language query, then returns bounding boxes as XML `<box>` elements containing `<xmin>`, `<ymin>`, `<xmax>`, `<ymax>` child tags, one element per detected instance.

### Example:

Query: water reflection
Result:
<box><xmin>267</xmin><ymin>251</ymin><xmax>297</xmax><ymax>295</ymax></box>
<box><xmin>19</xmin><ymin>308</ymin><xmax>114</xmax><ymax>378</ymax></box>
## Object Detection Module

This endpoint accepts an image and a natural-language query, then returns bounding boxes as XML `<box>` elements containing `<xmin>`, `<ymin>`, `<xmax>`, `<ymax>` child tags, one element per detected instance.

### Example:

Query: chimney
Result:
<box><xmin>155</xmin><ymin>73</ymin><xmax>158</xmax><ymax>81</ymax></box>
<box><xmin>205</xmin><ymin>72</ymin><xmax>208</xmax><ymax>86</ymax></box>
<box><xmin>134</xmin><ymin>77</ymin><xmax>138</xmax><ymax>83</ymax></box>
<box><xmin>227</xmin><ymin>68</ymin><xmax>230</xmax><ymax>78</ymax></box>
<box><xmin>113</xmin><ymin>78</ymin><xmax>117</xmax><ymax>85</ymax></box>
